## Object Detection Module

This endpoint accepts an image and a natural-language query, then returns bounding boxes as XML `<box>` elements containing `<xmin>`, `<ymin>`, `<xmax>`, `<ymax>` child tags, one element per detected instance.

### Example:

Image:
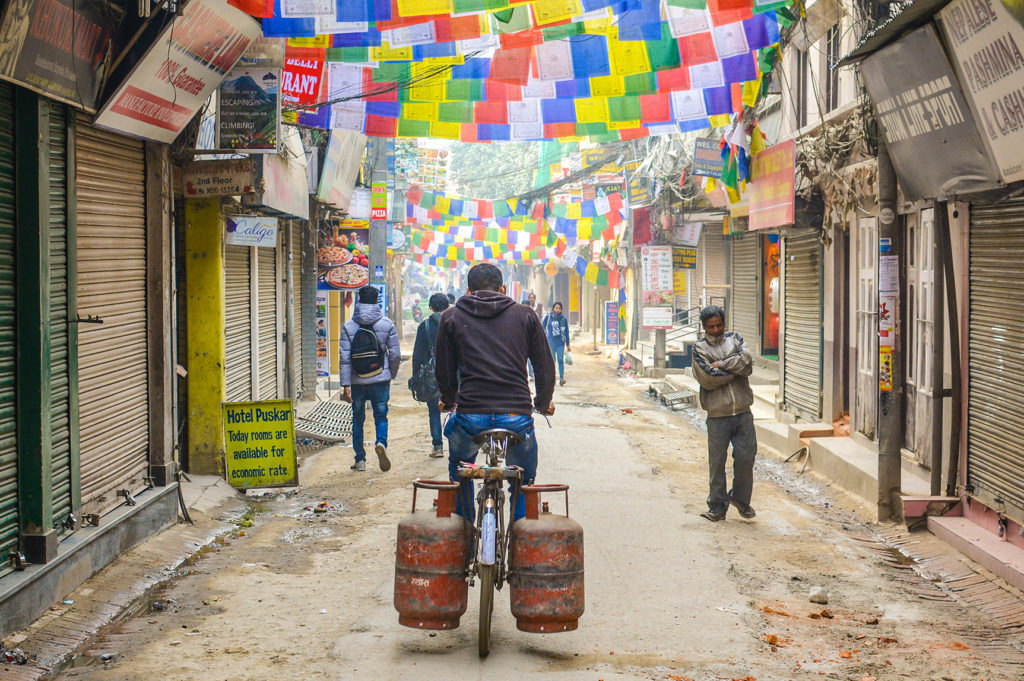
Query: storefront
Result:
<box><xmin>781</xmin><ymin>228</ymin><xmax>823</xmax><ymax>421</ymax></box>
<box><xmin>966</xmin><ymin>200</ymin><xmax>1024</xmax><ymax>526</ymax></box>
<box><xmin>729</xmin><ymin>228</ymin><xmax>760</xmax><ymax>354</ymax></box>
<box><xmin>0</xmin><ymin>82</ymin><xmax>18</xmax><ymax>573</ymax></box>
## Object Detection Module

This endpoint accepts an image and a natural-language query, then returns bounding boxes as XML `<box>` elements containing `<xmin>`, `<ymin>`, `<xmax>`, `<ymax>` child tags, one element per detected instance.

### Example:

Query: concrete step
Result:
<box><xmin>929</xmin><ymin>516</ymin><xmax>1024</xmax><ymax>591</ymax></box>
<box><xmin>805</xmin><ymin>436</ymin><xmax>931</xmax><ymax>512</ymax></box>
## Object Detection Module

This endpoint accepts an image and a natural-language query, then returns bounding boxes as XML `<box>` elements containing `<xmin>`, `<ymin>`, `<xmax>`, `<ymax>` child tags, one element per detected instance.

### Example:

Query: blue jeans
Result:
<box><xmin>351</xmin><ymin>382</ymin><xmax>390</xmax><ymax>462</ymax></box>
<box><xmin>550</xmin><ymin>342</ymin><xmax>565</xmax><ymax>381</ymax></box>
<box><xmin>445</xmin><ymin>412</ymin><xmax>537</xmax><ymax>523</ymax></box>
<box><xmin>427</xmin><ymin>399</ymin><xmax>443</xmax><ymax>447</ymax></box>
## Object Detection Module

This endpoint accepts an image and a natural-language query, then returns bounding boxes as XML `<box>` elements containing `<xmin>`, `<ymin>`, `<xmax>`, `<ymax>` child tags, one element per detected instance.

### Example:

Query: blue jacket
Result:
<box><xmin>542</xmin><ymin>312</ymin><xmax>570</xmax><ymax>348</ymax></box>
<box><xmin>339</xmin><ymin>303</ymin><xmax>401</xmax><ymax>386</ymax></box>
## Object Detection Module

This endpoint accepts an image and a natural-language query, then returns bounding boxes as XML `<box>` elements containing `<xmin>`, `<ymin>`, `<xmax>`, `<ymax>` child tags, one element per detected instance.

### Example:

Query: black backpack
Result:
<box><xmin>350</xmin><ymin>322</ymin><xmax>385</xmax><ymax>379</ymax></box>
<box><xmin>409</xmin><ymin>318</ymin><xmax>440</xmax><ymax>402</ymax></box>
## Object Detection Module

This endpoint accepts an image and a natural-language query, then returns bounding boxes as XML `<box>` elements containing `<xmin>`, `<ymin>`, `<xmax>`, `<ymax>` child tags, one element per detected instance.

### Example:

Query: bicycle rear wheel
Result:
<box><xmin>478</xmin><ymin>563</ymin><xmax>496</xmax><ymax>658</ymax></box>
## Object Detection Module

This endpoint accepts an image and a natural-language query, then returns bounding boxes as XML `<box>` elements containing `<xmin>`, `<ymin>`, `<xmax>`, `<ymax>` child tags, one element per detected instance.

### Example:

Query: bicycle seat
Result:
<box><xmin>472</xmin><ymin>428</ymin><xmax>522</xmax><ymax>448</ymax></box>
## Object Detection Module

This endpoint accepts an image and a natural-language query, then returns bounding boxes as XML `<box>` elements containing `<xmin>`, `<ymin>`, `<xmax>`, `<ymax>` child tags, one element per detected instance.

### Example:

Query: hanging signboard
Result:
<box><xmin>674</xmin><ymin>269</ymin><xmax>688</xmax><ymax>295</ymax></box>
<box><xmin>183</xmin><ymin>158</ymin><xmax>256</xmax><ymax>197</ymax></box>
<box><xmin>226</xmin><ymin>216</ymin><xmax>278</xmax><ymax>247</ymax></box>
<box><xmin>255</xmin><ymin>126</ymin><xmax>309</xmax><ymax>219</ymax></box>
<box><xmin>641</xmin><ymin>245</ymin><xmax>674</xmax><ymax>304</ymax></box>
<box><xmin>939</xmin><ymin>0</ymin><xmax>1024</xmax><ymax>185</ymax></box>
<box><xmin>748</xmin><ymin>140</ymin><xmax>795</xmax><ymax>231</ymax></box>
<box><xmin>859</xmin><ymin>24</ymin><xmax>998</xmax><ymax>200</ymax></box>
<box><xmin>672</xmin><ymin>247</ymin><xmax>697</xmax><ymax>270</ymax></box>
<box><xmin>371</xmin><ymin>181</ymin><xmax>388</xmax><ymax>220</ymax></box>
<box><xmin>605</xmin><ymin>301</ymin><xmax>620</xmax><ymax>345</ymax></box>
<box><xmin>217</xmin><ymin>68</ymin><xmax>280</xmax><ymax>152</ymax></box>
<box><xmin>692</xmin><ymin>138</ymin><xmax>723</xmax><ymax>178</ymax></box>
<box><xmin>317</xmin><ymin>129</ymin><xmax>367</xmax><ymax>211</ymax></box>
<box><xmin>0</xmin><ymin>0</ymin><xmax>122</xmax><ymax>110</ymax></box>
<box><xmin>223</xmin><ymin>400</ymin><xmax>298</xmax><ymax>489</ymax></box>
<box><xmin>315</xmin><ymin>291</ymin><xmax>329</xmax><ymax>379</ymax></box>
<box><xmin>317</xmin><ymin>218</ymin><xmax>370</xmax><ymax>291</ymax></box>
<box><xmin>625</xmin><ymin>160</ymin><xmax>655</xmax><ymax>207</ymax></box>
<box><xmin>641</xmin><ymin>305</ymin><xmax>673</xmax><ymax>330</ymax></box>
<box><xmin>569</xmin><ymin>272</ymin><xmax>581</xmax><ymax>312</ymax></box>
<box><xmin>280</xmin><ymin>45</ymin><xmax>325</xmax><ymax>124</ymax></box>
<box><xmin>672</xmin><ymin>221</ymin><xmax>702</xmax><ymax>246</ymax></box>
<box><xmin>94</xmin><ymin>0</ymin><xmax>261</xmax><ymax>144</ymax></box>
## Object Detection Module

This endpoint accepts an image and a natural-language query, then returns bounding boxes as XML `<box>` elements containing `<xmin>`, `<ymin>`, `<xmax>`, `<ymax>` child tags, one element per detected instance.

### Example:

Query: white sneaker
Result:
<box><xmin>375</xmin><ymin>443</ymin><xmax>391</xmax><ymax>472</ymax></box>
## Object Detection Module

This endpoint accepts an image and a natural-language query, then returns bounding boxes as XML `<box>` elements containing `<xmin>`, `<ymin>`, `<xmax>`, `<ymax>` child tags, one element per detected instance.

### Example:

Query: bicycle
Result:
<box><xmin>456</xmin><ymin>427</ymin><xmax>524</xmax><ymax>658</ymax></box>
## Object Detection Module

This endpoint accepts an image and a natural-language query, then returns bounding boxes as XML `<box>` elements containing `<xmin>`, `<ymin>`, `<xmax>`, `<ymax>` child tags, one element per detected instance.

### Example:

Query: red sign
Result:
<box><xmin>749</xmin><ymin>139</ymin><xmax>795</xmax><ymax>231</ymax></box>
<box><xmin>281</xmin><ymin>46</ymin><xmax>325</xmax><ymax>108</ymax></box>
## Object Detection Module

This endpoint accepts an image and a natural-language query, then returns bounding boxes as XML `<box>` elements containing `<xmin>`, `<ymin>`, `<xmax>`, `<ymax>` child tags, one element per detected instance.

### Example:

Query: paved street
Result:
<box><xmin>52</xmin><ymin>354</ymin><xmax>1022</xmax><ymax>681</ymax></box>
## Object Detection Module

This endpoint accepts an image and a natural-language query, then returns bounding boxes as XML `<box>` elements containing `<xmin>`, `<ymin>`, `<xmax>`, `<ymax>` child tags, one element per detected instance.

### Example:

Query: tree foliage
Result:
<box><xmin>447</xmin><ymin>142</ymin><xmax>545</xmax><ymax>199</ymax></box>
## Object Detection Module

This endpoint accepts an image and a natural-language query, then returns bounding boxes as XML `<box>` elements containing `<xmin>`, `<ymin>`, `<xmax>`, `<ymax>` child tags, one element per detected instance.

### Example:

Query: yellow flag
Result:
<box><xmin>402</xmin><ymin>102</ymin><xmax>437</xmax><ymax>122</ymax></box>
<box><xmin>708</xmin><ymin>113</ymin><xmax>731</xmax><ymax>128</ymax></box>
<box><xmin>371</xmin><ymin>43</ymin><xmax>413</xmax><ymax>62</ymax></box>
<box><xmin>429</xmin><ymin>121</ymin><xmax>461</xmax><ymax>139</ymax></box>
<box><xmin>288</xmin><ymin>35</ymin><xmax>330</xmax><ymax>48</ymax></box>
<box><xmin>742</xmin><ymin>78</ymin><xmax>761</xmax><ymax>108</ymax></box>
<box><xmin>396</xmin><ymin>0</ymin><xmax>450</xmax><ymax>15</ymax></box>
<box><xmin>574</xmin><ymin>97</ymin><xmax>608</xmax><ymax>124</ymax></box>
<box><xmin>609</xmin><ymin>36</ymin><xmax>650</xmax><ymax>76</ymax></box>
<box><xmin>532</xmin><ymin>0</ymin><xmax>582</xmax><ymax>25</ymax></box>
<box><xmin>589</xmin><ymin>75</ymin><xmax>625</xmax><ymax>98</ymax></box>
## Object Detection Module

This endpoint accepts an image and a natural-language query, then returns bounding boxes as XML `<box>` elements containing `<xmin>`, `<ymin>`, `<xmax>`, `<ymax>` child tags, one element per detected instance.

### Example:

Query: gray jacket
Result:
<box><xmin>691</xmin><ymin>332</ymin><xmax>754</xmax><ymax>418</ymax></box>
<box><xmin>340</xmin><ymin>303</ymin><xmax>401</xmax><ymax>386</ymax></box>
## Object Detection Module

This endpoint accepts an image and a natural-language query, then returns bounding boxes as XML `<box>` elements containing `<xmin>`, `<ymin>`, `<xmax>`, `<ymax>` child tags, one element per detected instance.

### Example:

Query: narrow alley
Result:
<box><xmin>41</xmin><ymin>354</ymin><xmax>1024</xmax><ymax>681</ymax></box>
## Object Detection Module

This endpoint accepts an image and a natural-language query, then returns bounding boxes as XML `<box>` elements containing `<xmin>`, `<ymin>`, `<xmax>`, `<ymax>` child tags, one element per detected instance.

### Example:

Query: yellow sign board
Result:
<box><xmin>674</xmin><ymin>270</ymin><xmax>687</xmax><ymax>295</ymax></box>
<box><xmin>569</xmin><ymin>272</ymin><xmax>581</xmax><ymax>312</ymax></box>
<box><xmin>223</xmin><ymin>400</ymin><xmax>298</xmax><ymax>489</ymax></box>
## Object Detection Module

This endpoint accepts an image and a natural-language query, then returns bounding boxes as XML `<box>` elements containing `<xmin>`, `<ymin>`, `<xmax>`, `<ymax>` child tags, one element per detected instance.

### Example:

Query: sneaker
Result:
<box><xmin>375</xmin><ymin>443</ymin><xmax>391</xmax><ymax>472</ymax></box>
<box><xmin>729</xmin><ymin>498</ymin><xmax>756</xmax><ymax>519</ymax></box>
<box><xmin>559</xmin><ymin>379</ymin><xmax>566</xmax><ymax>386</ymax></box>
<box><xmin>429</xmin><ymin>446</ymin><xmax>444</xmax><ymax>458</ymax></box>
<box><xmin>700</xmin><ymin>508</ymin><xmax>727</xmax><ymax>522</ymax></box>
<box><xmin>350</xmin><ymin>460</ymin><xmax>366</xmax><ymax>472</ymax></box>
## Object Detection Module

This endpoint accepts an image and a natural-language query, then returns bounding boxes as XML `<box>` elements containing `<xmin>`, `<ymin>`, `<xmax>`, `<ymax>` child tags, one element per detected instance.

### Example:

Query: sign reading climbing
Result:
<box><xmin>223</xmin><ymin>400</ymin><xmax>298</xmax><ymax>489</ymax></box>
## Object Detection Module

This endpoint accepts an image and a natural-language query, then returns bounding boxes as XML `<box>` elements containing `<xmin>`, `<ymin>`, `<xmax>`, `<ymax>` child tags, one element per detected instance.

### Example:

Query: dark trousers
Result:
<box><xmin>705</xmin><ymin>410</ymin><xmax>756</xmax><ymax>512</ymax></box>
<box><xmin>427</xmin><ymin>398</ymin><xmax>443</xmax><ymax>447</ymax></box>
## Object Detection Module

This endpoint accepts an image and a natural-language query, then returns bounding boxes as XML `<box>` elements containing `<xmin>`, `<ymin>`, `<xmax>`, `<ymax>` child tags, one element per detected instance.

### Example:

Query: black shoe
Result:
<box><xmin>700</xmin><ymin>509</ymin><xmax>727</xmax><ymax>522</ymax></box>
<box><xmin>559</xmin><ymin>379</ymin><xmax>566</xmax><ymax>386</ymax></box>
<box><xmin>729</xmin><ymin>498</ymin><xmax>756</xmax><ymax>519</ymax></box>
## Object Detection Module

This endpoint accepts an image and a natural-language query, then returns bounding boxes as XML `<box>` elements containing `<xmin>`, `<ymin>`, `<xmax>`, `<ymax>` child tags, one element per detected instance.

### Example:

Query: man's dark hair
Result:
<box><xmin>447</xmin><ymin>293</ymin><xmax>456</xmax><ymax>304</ymax></box>
<box><xmin>428</xmin><ymin>292</ymin><xmax>450</xmax><ymax>313</ymax></box>
<box><xmin>358</xmin><ymin>286</ymin><xmax>379</xmax><ymax>304</ymax></box>
<box><xmin>700</xmin><ymin>305</ymin><xmax>725</xmax><ymax>326</ymax></box>
<box><xmin>467</xmin><ymin>263</ymin><xmax>503</xmax><ymax>292</ymax></box>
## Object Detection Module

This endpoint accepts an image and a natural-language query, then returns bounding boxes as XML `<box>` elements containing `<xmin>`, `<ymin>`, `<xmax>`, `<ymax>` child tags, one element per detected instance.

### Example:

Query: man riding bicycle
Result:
<box><xmin>434</xmin><ymin>263</ymin><xmax>556</xmax><ymax>523</ymax></box>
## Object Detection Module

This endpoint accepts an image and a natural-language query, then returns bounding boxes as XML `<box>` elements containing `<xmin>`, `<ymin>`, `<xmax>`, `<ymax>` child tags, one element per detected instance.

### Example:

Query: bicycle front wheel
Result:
<box><xmin>478</xmin><ymin>563</ymin><xmax>496</xmax><ymax>658</ymax></box>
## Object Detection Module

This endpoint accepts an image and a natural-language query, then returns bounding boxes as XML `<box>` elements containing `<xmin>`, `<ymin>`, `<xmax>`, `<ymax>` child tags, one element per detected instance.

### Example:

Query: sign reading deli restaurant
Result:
<box><xmin>95</xmin><ymin>0</ymin><xmax>261</xmax><ymax>144</ymax></box>
<box><xmin>939</xmin><ymin>0</ymin><xmax>1024</xmax><ymax>184</ymax></box>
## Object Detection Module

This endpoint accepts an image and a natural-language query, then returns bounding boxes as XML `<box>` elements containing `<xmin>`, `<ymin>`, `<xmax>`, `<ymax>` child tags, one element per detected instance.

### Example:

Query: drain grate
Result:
<box><xmin>294</xmin><ymin>400</ymin><xmax>352</xmax><ymax>443</ymax></box>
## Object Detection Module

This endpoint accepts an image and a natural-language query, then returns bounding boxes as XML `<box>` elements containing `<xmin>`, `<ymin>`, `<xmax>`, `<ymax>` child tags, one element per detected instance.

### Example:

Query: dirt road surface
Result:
<box><xmin>52</xmin><ymin>353</ymin><xmax>1024</xmax><ymax>680</ymax></box>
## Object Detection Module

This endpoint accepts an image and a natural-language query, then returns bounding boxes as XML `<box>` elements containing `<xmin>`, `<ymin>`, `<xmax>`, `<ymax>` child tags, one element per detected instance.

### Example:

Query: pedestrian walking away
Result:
<box><xmin>526</xmin><ymin>291</ymin><xmax>543</xmax><ymax>378</ymax></box>
<box><xmin>690</xmin><ymin>305</ymin><xmax>757</xmax><ymax>522</ymax></box>
<box><xmin>340</xmin><ymin>286</ymin><xmax>401</xmax><ymax>472</ymax></box>
<box><xmin>542</xmin><ymin>302</ymin><xmax>571</xmax><ymax>386</ymax></box>
<box><xmin>434</xmin><ymin>263</ymin><xmax>556</xmax><ymax>522</ymax></box>
<box><xmin>412</xmin><ymin>292</ymin><xmax>450</xmax><ymax>458</ymax></box>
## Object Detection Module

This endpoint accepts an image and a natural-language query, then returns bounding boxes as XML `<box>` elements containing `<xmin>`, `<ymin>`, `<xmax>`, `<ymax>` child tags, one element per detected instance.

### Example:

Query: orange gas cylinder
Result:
<box><xmin>508</xmin><ymin>484</ymin><xmax>585</xmax><ymax>633</ymax></box>
<box><xmin>394</xmin><ymin>480</ymin><xmax>471</xmax><ymax>630</ymax></box>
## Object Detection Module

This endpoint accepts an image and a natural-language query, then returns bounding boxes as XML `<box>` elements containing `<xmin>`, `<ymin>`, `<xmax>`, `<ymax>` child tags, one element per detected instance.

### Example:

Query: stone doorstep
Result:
<box><xmin>929</xmin><ymin>516</ymin><xmax>1024</xmax><ymax>592</ymax></box>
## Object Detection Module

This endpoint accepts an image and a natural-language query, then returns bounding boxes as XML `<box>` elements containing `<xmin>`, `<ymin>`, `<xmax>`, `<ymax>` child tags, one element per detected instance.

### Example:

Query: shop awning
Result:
<box><xmin>836</xmin><ymin>0</ymin><xmax>953</xmax><ymax>66</ymax></box>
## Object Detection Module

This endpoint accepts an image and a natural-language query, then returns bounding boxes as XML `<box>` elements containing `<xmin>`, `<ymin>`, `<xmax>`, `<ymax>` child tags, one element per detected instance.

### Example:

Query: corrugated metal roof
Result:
<box><xmin>836</xmin><ymin>0</ymin><xmax>953</xmax><ymax>65</ymax></box>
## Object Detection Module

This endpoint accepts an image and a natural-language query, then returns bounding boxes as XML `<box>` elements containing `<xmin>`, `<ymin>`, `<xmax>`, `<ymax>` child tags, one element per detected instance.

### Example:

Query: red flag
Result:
<box><xmin>228</xmin><ymin>0</ymin><xmax>273</xmax><ymax>18</ymax></box>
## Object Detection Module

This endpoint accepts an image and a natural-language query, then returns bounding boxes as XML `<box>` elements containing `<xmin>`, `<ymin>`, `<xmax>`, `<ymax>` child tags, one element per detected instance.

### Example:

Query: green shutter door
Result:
<box><xmin>0</xmin><ymin>83</ymin><xmax>17</xmax><ymax>572</ymax></box>
<box><xmin>48</xmin><ymin>101</ymin><xmax>73</xmax><ymax>531</ymax></box>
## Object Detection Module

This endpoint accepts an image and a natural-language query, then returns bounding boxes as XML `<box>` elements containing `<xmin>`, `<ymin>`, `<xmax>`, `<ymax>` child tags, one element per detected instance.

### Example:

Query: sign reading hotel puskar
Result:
<box><xmin>0</xmin><ymin>0</ymin><xmax>122</xmax><ymax>110</ymax></box>
<box><xmin>939</xmin><ymin>0</ymin><xmax>1024</xmax><ymax>184</ymax></box>
<box><xmin>94</xmin><ymin>0</ymin><xmax>261</xmax><ymax>144</ymax></box>
<box><xmin>859</xmin><ymin>24</ymin><xmax>998</xmax><ymax>200</ymax></box>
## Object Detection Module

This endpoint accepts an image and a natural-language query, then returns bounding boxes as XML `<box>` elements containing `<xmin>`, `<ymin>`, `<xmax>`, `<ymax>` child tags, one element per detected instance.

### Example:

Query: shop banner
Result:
<box><xmin>317</xmin><ymin>218</ymin><xmax>369</xmax><ymax>291</ymax></box>
<box><xmin>672</xmin><ymin>247</ymin><xmax>697</xmax><ymax>269</ymax></box>
<box><xmin>939</xmin><ymin>0</ymin><xmax>1024</xmax><ymax>184</ymax></box>
<box><xmin>692</xmin><ymin>138</ymin><xmax>723</xmax><ymax>178</ymax></box>
<box><xmin>183</xmin><ymin>158</ymin><xmax>255</xmax><ymax>197</ymax></box>
<box><xmin>217</xmin><ymin>68</ymin><xmax>280</xmax><ymax>152</ymax></box>
<box><xmin>371</xmin><ymin>181</ymin><xmax>388</xmax><ymax>220</ymax></box>
<box><xmin>749</xmin><ymin>139</ymin><xmax>795</xmax><ymax>230</ymax></box>
<box><xmin>0</xmin><ymin>0</ymin><xmax>122</xmax><ymax>110</ymax></box>
<box><xmin>315</xmin><ymin>291</ymin><xmax>329</xmax><ymax>378</ymax></box>
<box><xmin>860</xmin><ymin>24</ymin><xmax>998</xmax><ymax>200</ymax></box>
<box><xmin>673</xmin><ymin>270</ymin><xmax>688</xmax><ymax>295</ymax></box>
<box><xmin>625</xmin><ymin>160</ymin><xmax>655</xmax><ymax>207</ymax></box>
<box><xmin>281</xmin><ymin>46</ymin><xmax>325</xmax><ymax>112</ymax></box>
<box><xmin>95</xmin><ymin>0</ymin><xmax>261</xmax><ymax>144</ymax></box>
<box><xmin>605</xmin><ymin>301</ymin><xmax>620</xmax><ymax>345</ymax></box>
<box><xmin>226</xmin><ymin>216</ymin><xmax>278</xmax><ymax>247</ymax></box>
<box><xmin>641</xmin><ymin>245</ymin><xmax>674</xmax><ymax>304</ymax></box>
<box><xmin>569</xmin><ymin>272</ymin><xmax>581</xmax><ymax>312</ymax></box>
<box><xmin>317</xmin><ymin>129</ymin><xmax>367</xmax><ymax>211</ymax></box>
<box><xmin>672</xmin><ymin>221</ymin><xmax>702</xmax><ymax>246</ymax></box>
<box><xmin>258</xmin><ymin>126</ymin><xmax>309</xmax><ymax>219</ymax></box>
<box><xmin>223</xmin><ymin>400</ymin><xmax>297</xmax><ymax>489</ymax></box>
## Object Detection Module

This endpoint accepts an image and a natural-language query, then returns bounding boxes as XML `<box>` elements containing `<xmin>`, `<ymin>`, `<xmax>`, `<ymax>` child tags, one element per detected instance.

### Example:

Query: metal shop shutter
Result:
<box><xmin>704</xmin><ymin>229</ymin><xmax>727</xmax><ymax>305</ymax></box>
<box><xmin>49</xmin><ymin>101</ymin><xmax>73</xmax><ymax>530</ymax></box>
<box><xmin>967</xmin><ymin>200</ymin><xmax>1024</xmax><ymax>525</ymax></box>
<box><xmin>782</xmin><ymin>229</ymin><xmax>822</xmax><ymax>421</ymax></box>
<box><xmin>75</xmin><ymin>114</ymin><xmax>149</xmax><ymax>516</ymax></box>
<box><xmin>730</xmin><ymin>235</ymin><xmax>760</xmax><ymax>354</ymax></box>
<box><xmin>224</xmin><ymin>244</ymin><xmax>253</xmax><ymax>403</ymax></box>
<box><xmin>0</xmin><ymin>83</ymin><xmax>18</xmax><ymax>571</ymax></box>
<box><xmin>290</xmin><ymin>222</ymin><xmax>304</xmax><ymax>398</ymax></box>
<box><xmin>257</xmin><ymin>239</ymin><xmax>280</xmax><ymax>400</ymax></box>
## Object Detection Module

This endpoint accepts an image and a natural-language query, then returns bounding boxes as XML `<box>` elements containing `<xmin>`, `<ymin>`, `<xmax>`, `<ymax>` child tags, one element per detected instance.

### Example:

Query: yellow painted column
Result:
<box><xmin>185</xmin><ymin>198</ymin><xmax>226</xmax><ymax>474</ymax></box>
<box><xmin>329</xmin><ymin>291</ymin><xmax>341</xmax><ymax>379</ymax></box>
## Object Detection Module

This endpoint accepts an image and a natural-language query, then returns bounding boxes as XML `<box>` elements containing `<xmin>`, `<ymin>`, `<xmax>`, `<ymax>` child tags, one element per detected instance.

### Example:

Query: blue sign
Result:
<box><xmin>605</xmin><ymin>301</ymin><xmax>620</xmax><ymax>345</ymax></box>
<box><xmin>692</xmin><ymin>138</ymin><xmax>723</xmax><ymax>178</ymax></box>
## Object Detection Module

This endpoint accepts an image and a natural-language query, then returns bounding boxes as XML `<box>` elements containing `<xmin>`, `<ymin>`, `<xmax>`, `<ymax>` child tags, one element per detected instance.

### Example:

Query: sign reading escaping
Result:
<box><xmin>939</xmin><ymin>0</ymin><xmax>1024</xmax><ymax>184</ymax></box>
<box><xmin>223</xmin><ymin>400</ymin><xmax>297</xmax><ymax>489</ymax></box>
